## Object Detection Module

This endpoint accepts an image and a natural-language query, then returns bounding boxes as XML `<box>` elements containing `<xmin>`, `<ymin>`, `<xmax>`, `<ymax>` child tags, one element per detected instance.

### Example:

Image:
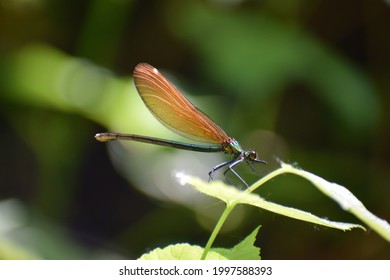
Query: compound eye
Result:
<box><xmin>248</xmin><ymin>151</ymin><xmax>258</xmax><ymax>160</ymax></box>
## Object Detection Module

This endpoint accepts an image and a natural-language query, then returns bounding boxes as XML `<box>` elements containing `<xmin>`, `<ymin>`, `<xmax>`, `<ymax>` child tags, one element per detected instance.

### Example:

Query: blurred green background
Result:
<box><xmin>0</xmin><ymin>0</ymin><xmax>389</xmax><ymax>259</ymax></box>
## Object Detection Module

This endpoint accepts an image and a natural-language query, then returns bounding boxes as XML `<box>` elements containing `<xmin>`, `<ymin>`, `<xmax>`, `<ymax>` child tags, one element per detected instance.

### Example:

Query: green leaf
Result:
<box><xmin>138</xmin><ymin>243</ymin><xmax>227</xmax><ymax>260</ymax></box>
<box><xmin>178</xmin><ymin>173</ymin><xmax>363</xmax><ymax>231</ymax></box>
<box><xmin>279</xmin><ymin>162</ymin><xmax>390</xmax><ymax>242</ymax></box>
<box><xmin>213</xmin><ymin>226</ymin><xmax>261</xmax><ymax>260</ymax></box>
<box><xmin>139</xmin><ymin>227</ymin><xmax>261</xmax><ymax>260</ymax></box>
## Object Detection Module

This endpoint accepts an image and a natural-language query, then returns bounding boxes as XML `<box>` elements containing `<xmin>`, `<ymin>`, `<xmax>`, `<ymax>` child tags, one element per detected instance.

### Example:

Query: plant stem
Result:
<box><xmin>200</xmin><ymin>166</ymin><xmax>286</xmax><ymax>260</ymax></box>
<box><xmin>200</xmin><ymin>204</ymin><xmax>235</xmax><ymax>260</ymax></box>
<box><xmin>200</xmin><ymin>164</ymin><xmax>298</xmax><ymax>260</ymax></box>
<box><xmin>245</xmin><ymin>165</ymin><xmax>287</xmax><ymax>194</ymax></box>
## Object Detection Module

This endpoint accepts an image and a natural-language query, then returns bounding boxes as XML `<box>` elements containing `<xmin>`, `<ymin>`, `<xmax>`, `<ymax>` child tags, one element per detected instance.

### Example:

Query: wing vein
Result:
<box><xmin>133</xmin><ymin>63</ymin><xmax>229</xmax><ymax>144</ymax></box>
